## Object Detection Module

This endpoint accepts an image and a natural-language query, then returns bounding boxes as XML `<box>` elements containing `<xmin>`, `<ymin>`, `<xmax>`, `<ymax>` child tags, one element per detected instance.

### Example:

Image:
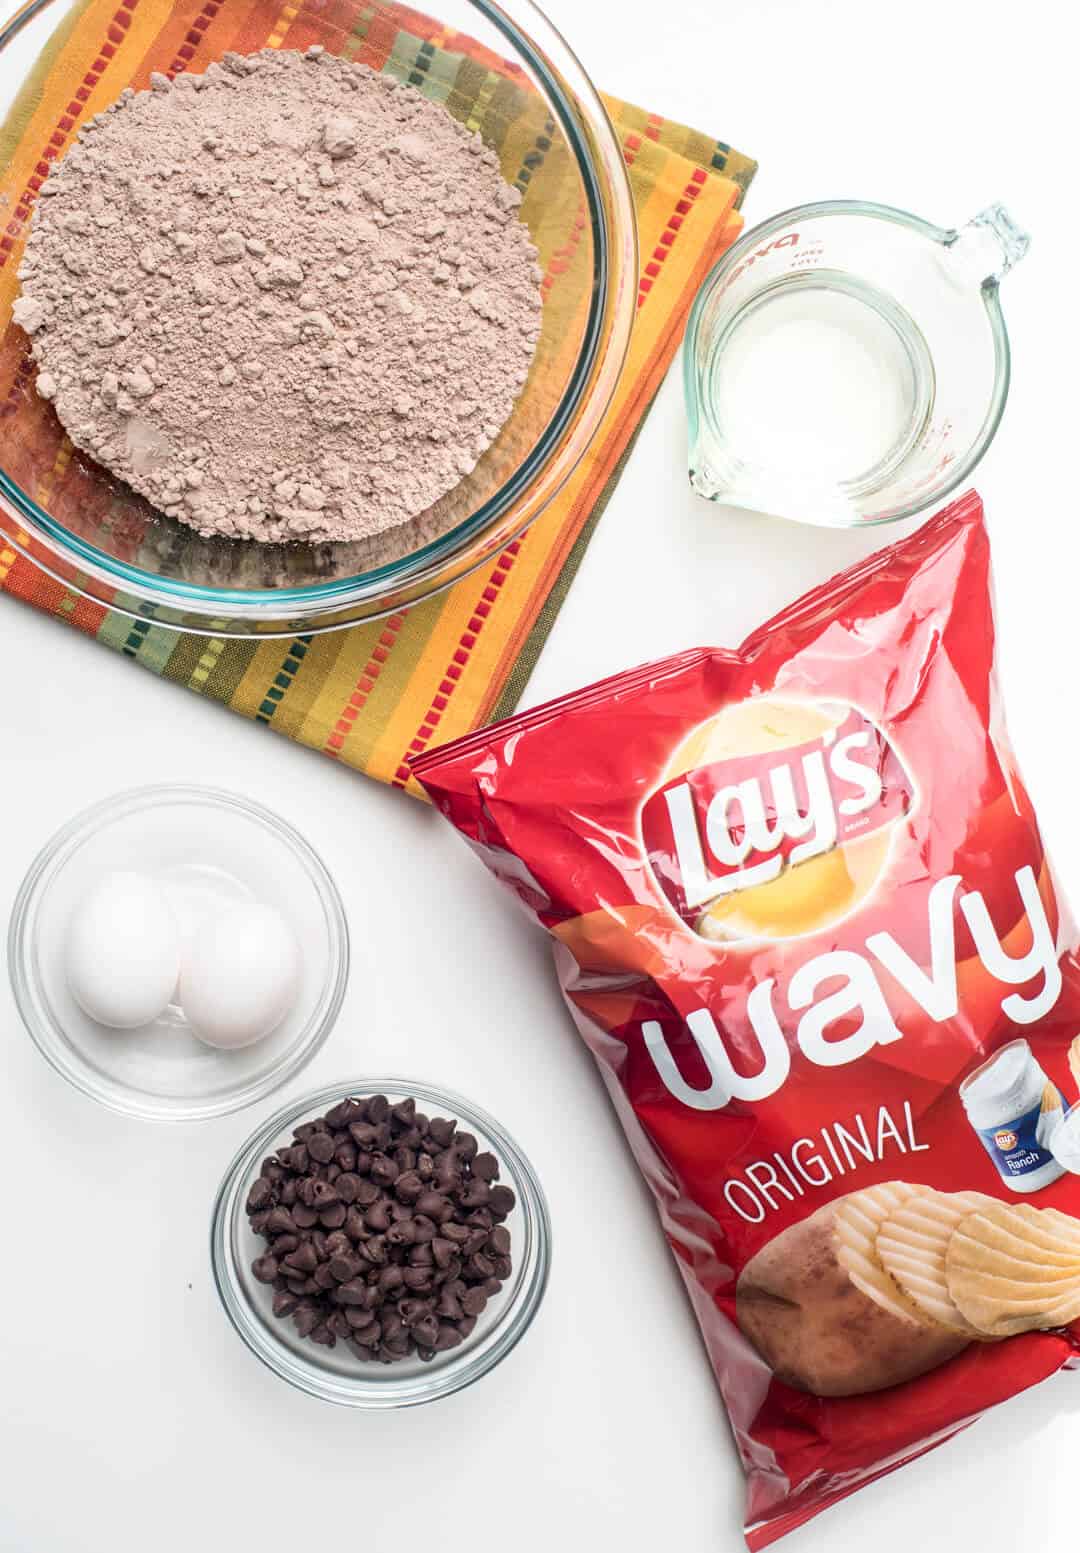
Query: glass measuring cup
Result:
<box><xmin>684</xmin><ymin>200</ymin><xmax>1029</xmax><ymax>527</ymax></box>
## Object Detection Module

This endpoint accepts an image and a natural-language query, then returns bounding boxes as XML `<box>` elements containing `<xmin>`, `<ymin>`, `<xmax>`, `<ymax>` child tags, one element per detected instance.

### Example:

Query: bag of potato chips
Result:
<box><xmin>412</xmin><ymin>491</ymin><xmax>1080</xmax><ymax>1547</ymax></box>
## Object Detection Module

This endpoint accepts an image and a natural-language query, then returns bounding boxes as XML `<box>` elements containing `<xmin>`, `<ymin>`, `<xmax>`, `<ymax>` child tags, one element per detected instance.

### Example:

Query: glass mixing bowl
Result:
<box><xmin>0</xmin><ymin>0</ymin><xmax>636</xmax><ymax>634</ymax></box>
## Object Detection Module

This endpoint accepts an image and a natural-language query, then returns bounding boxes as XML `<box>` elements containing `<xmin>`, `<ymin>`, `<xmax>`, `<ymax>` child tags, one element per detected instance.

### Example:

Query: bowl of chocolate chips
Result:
<box><xmin>211</xmin><ymin>1081</ymin><xmax>551</xmax><ymax>1405</ymax></box>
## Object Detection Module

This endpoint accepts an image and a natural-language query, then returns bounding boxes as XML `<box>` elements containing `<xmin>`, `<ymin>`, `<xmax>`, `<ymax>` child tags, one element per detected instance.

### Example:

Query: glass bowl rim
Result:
<box><xmin>210</xmin><ymin>1075</ymin><xmax>552</xmax><ymax>1407</ymax></box>
<box><xmin>0</xmin><ymin>0</ymin><xmax>637</xmax><ymax>621</ymax></box>
<box><xmin>7</xmin><ymin>781</ymin><xmax>351</xmax><ymax>1122</ymax></box>
<box><xmin>682</xmin><ymin>197</ymin><xmax>1012</xmax><ymax>530</ymax></box>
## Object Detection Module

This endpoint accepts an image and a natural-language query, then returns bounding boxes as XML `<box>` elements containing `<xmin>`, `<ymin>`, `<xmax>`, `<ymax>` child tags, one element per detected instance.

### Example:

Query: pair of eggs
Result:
<box><xmin>65</xmin><ymin>870</ymin><xmax>301</xmax><ymax>1049</ymax></box>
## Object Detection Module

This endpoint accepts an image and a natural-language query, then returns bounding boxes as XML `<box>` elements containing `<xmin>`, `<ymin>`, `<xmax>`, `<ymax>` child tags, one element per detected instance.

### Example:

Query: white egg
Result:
<box><xmin>66</xmin><ymin>870</ymin><xmax>182</xmax><ymax>1029</ymax></box>
<box><xmin>180</xmin><ymin>902</ymin><xmax>301</xmax><ymax>1050</ymax></box>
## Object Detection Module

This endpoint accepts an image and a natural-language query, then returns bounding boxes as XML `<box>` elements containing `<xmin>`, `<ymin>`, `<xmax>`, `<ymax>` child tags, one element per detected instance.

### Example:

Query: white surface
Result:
<box><xmin>0</xmin><ymin>2</ymin><xmax>1077</xmax><ymax>1550</ymax></box>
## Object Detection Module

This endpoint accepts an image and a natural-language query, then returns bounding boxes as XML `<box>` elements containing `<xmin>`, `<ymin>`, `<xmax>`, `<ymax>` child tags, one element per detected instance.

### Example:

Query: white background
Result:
<box><xmin>1</xmin><ymin>1</ymin><xmax>1077</xmax><ymax>1549</ymax></box>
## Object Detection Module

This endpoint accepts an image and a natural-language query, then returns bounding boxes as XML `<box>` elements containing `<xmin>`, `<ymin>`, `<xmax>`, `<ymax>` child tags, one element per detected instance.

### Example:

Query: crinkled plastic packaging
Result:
<box><xmin>413</xmin><ymin>493</ymin><xmax>1080</xmax><ymax>1547</ymax></box>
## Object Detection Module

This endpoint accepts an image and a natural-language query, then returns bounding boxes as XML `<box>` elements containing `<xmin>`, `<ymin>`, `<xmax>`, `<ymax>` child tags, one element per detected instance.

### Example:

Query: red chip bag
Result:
<box><xmin>412</xmin><ymin>491</ymin><xmax>1080</xmax><ymax>1548</ymax></box>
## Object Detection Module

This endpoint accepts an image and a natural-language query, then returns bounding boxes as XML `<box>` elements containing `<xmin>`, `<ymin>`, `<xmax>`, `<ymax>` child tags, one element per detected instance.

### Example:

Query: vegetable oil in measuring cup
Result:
<box><xmin>684</xmin><ymin>202</ymin><xmax>1029</xmax><ymax>527</ymax></box>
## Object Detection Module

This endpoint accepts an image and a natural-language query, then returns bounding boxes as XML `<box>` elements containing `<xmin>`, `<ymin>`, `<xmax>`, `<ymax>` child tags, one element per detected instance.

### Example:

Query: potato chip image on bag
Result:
<box><xmin>412</xmin><ymin>492</ymin><xmax>1080</xmax><ymax>1549</ymax></box>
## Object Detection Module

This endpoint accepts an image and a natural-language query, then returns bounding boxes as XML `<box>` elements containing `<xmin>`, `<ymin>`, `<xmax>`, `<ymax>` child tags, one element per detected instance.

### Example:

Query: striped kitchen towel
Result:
<box><xmin>0</xmin><ymin>0</ymin><xmax>754</xmax><ymax>793</ymax></box>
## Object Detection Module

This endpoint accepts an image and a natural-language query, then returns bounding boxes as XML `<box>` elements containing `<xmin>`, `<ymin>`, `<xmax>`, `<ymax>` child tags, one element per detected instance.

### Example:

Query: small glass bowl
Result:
<box><xmin>211</xmin><ymin>1079</ymin><xmax>551</xmax><ymax>1407</ymax></box>
<box><xmin>8</xmin><ymin>784</ymin><xmax>349</xmax><ymax>1122</ymax></box>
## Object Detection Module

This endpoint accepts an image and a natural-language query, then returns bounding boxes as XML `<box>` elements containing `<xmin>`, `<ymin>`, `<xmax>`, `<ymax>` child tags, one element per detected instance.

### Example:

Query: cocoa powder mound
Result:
<box><xmin>14</xmin><ymin>47</ymin><xmax>543</xmax><ymax>543</ymax></box>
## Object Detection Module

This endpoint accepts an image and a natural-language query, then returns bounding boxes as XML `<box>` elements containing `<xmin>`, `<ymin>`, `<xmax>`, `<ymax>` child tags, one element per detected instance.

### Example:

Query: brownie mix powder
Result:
<box><xmin>13</xmin><ymin>47</ymin><xmax>543</xmax><ymax>543</ymax></box>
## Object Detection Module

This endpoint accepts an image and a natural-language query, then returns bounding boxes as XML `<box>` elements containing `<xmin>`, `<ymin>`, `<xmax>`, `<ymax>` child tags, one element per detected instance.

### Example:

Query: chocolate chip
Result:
<box><xmin>432</xmin><ymin>1237</ymin><xmax>456</xmax><ymax>1269</ymax></box>
<box><xmin>391</xmin><ymin>1098</ymin><xmax>416</xmax><ymax>1127</ymax></box>
<box><xmin>266</xmin><ymin>1206</ymin><xmax>296</xmax><ymax>1235</ymax></box>
<box><xmin>381</xmin><ymin>1309</ymin><xmax>406</xmax><ymax>1341</ymax></box>
<box><xmin>294</xmin><ymin>1305</ymin><xmax>319</xmax><ymax>1338</ymax></box>
<box><xmin>324</xmin><ymin>1100</ymin><xmax>357</xmax><ymax>1129</ymax></box>
<box><xmin>415</xmin><ymin>1191</ymin><xmax>450</xmax><ymax>1221</ymax></box>
<box><xmin>395</xmin><ymin>1169</ymin><xmax>423</xmax><ymax>1204</ymax></box>
<box><xmin>307</xmin><ymin>1131</ymin><xmax>336</xmax><ymax>1164</ymax></box>
<box><xmin>360</xmin><ymin>1235</ymin><xmax>388</xmax><ymax>1267</ymax></box>
<box><xmin>412</xmin><ymin>1314</ymin><xmax>439</xmax><ymax>1348</ymax></box>
<box><xmin>284</xmin><ymin>1242</ymin><xmax>318</xmax><ymax>1275</ymax></box>
<box><xmin>489</xmin><ymin>1225</ymin><xmax>512</xmax><ymax>1256</ymax></box>
<box><xmin>408</xmin><ymin>1214</ymin><xmax>434</xmax><ymax>1244</ymax></box>
<box><xmin>319</xmin><ymin>1203</ymin><xmax>347</xmax><ymax>1229</ymax></box>
<box><xmin>461</xmin><ymin>1286</ymin><xmax>487</xmax><ymax>1317</ymax></box>
<box><xmin>398</xmin><ymin>1298</ymin><xmax>430</xmax><ymax>1328</ymax></box>
<box><xmin>252</xmin><ymin>1254</ymin><xmax>279</xmax><ymax>1283</ymax></box>
<box><xmin>369</xmin><ymin>1153</ymin><xmax>399</xmax><ymax>1187</ymax></box>
<box><xmin>344</xmin><ymin>1208</ymin><xmax>368</xmax><ymax>1241</ymax></box>
<box><xmin>488</xmin><ymin>1186</ymin><xmax>516</xmax><ymax>1218</ymax></box>
<box><xmin>437</xmin><ymin>1289</ymin><xmax>464</xmax><ymax>1320</ymax></box>
<box><xmin>335</xmin><ymin>1172</ymin><xmax>363</xmax><ymax>1204</ymax></box>
<box><xmin>472</xmin><ymin>1151</ymin><xmax>499</xmax><ymax>1182</ymax></box>
<box><xmin>273</xmin><ymin>1290</ymin><xmax>299</xmax><ymax>1318</ymax></box>
<box><xmin>378</xmin><ymin>1264</ymin><xmax>405</xmax><ymax>1294</ymax></box>
<box><xmin>247</xmin><ymin>1178</ymin><xmax>274</xmax><ymax>1212</ymax></box>
<box><xmin>349</xmin><ymin>1321</ymin><xmax>380</xmax><ymax>1348</ymax></box>
<box><xmin>329</xmin><ymin>1253</ymin><xmax>362</xmax><ymax>1283</ymax></box>
<box><xmin>365</xmin><ymin>1198</ymin><xmax>392</xmax><ymax>1232</ymax></box>
<box><xmin>458</xmin><ymin>1180</ymin><xmax>490</xmax><ymax>1208</ymax></box>
<box><xmin>427</xmin><ymin>1116</ymin><xmax>457</xmax><ymax>1148</ymax></box>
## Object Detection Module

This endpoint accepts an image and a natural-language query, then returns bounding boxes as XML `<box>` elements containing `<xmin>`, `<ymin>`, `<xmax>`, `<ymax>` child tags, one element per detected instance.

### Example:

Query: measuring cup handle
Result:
<box><xmin>946</xmin><ymin>203</ymin><xmax>1031</xmax><ymax>288</ymax></box>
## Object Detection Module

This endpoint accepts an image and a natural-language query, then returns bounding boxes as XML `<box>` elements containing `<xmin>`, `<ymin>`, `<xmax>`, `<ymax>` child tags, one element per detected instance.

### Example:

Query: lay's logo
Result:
<box><xmin>641</xmin><ymin>698</ymin><xmax>916</xmax><ymax>942</ymax></box>
<box><xmin>994</xmin><ymin>1130</ymin><xmax>1020</xmax><ymax>1151</ymax></box>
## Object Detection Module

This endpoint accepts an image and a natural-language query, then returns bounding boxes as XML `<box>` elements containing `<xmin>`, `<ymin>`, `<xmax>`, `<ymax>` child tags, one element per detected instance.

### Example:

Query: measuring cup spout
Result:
<box><xmin>945</xmin><ymin>204</ymin><xmax>1031</xmax><ymax>290</ymax></box>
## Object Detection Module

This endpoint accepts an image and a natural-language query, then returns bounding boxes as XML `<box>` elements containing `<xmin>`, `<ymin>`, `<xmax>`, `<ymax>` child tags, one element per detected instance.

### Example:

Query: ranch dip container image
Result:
<box><xmin>960</xmin><ymin>1039</ymin><xmax>1067</xmax><ymax>1192</ymax></box>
